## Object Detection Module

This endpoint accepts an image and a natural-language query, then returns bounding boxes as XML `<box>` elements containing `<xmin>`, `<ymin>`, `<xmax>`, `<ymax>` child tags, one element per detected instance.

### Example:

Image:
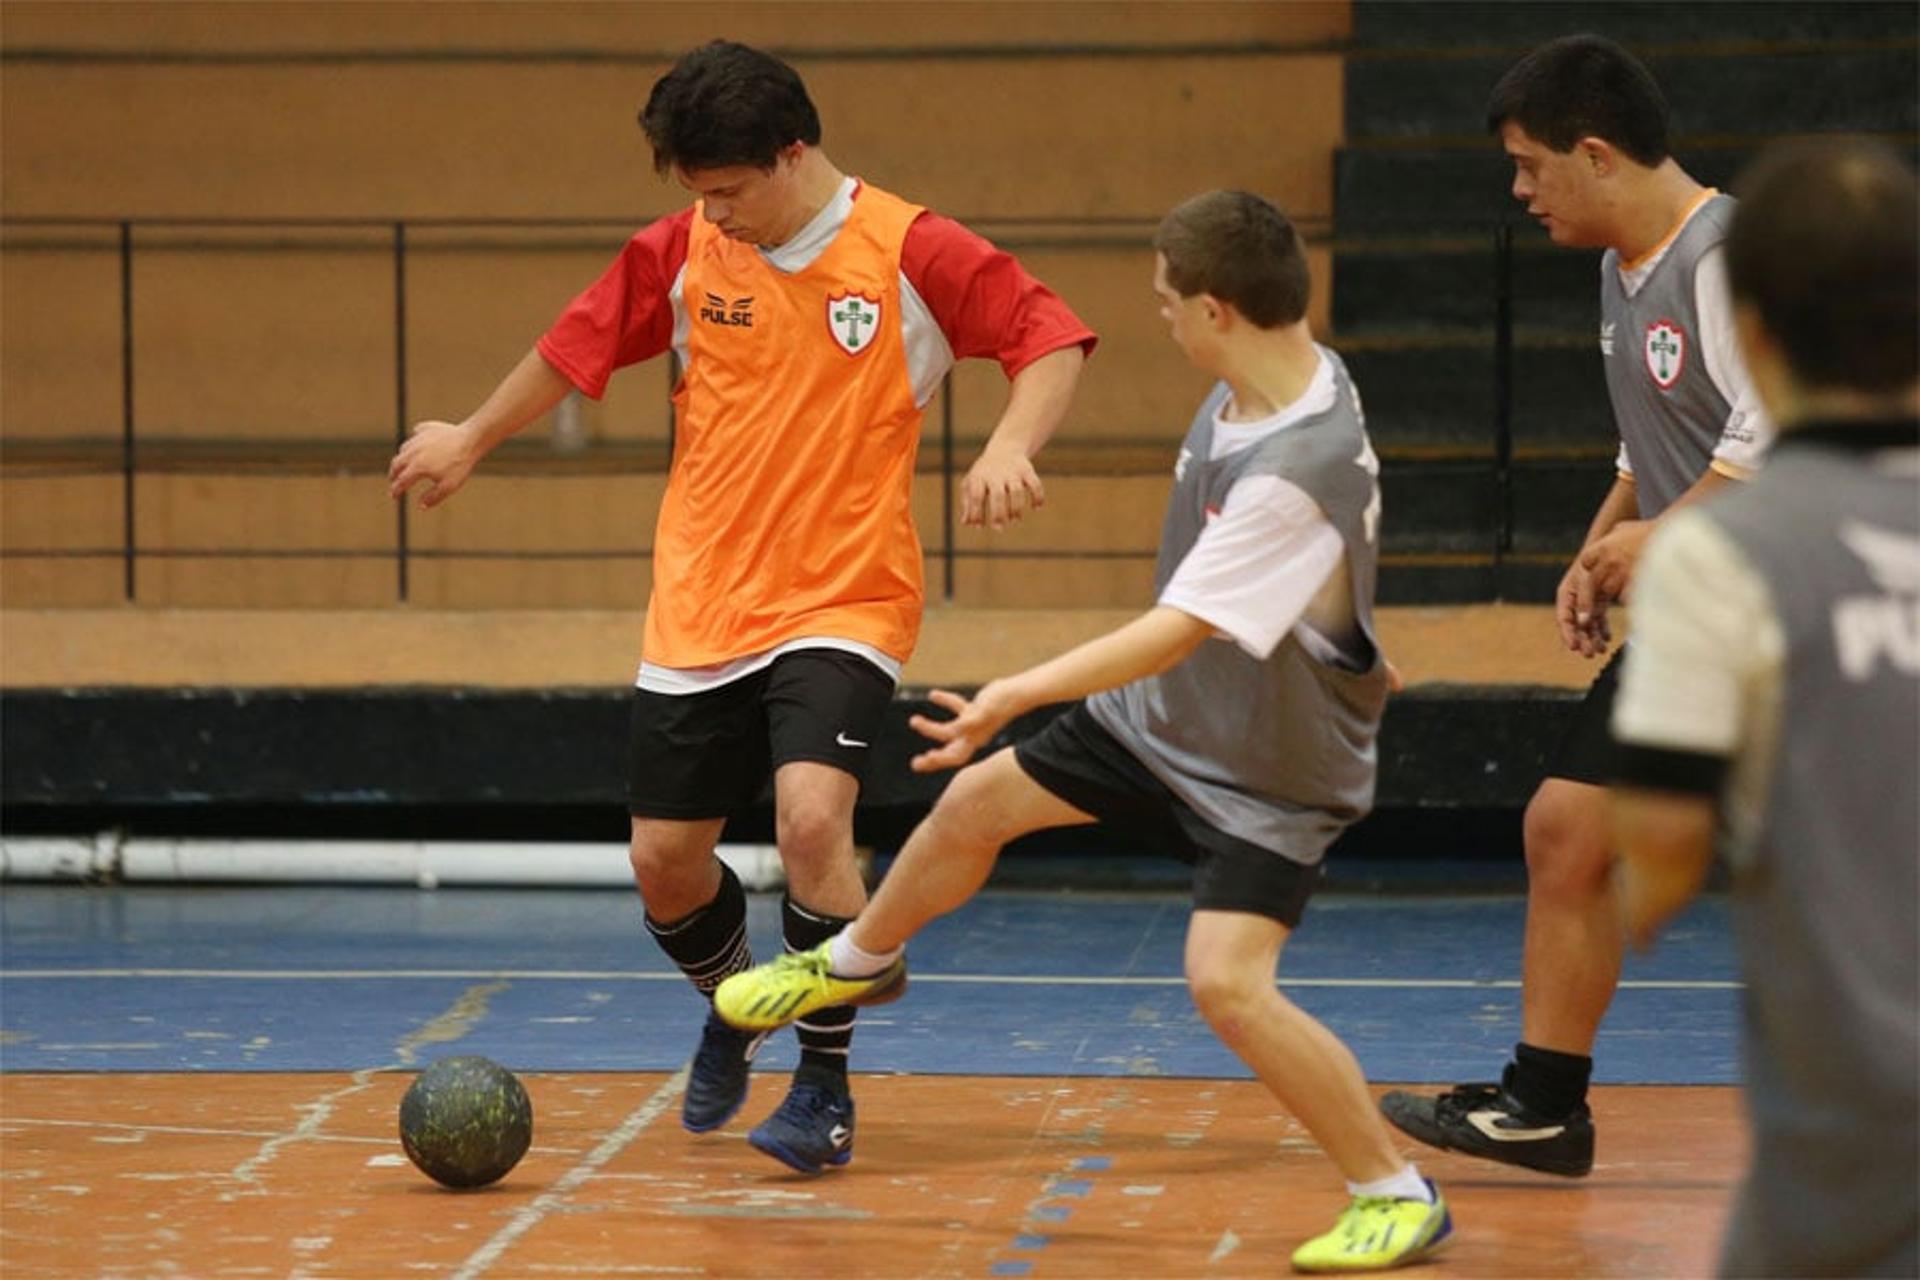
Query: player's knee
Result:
<box><xmin>626</xmin><ymin>832</ymin><xmax>706</xmax><ymax>907</ymax></box>
<box><xmin>775</xmin><ymin>797</ymin><xmax>852</xmax><ymax>871</ymax></box>
<box><xmin>927</xmin><ymin>761</ymin><xmax>1020</xmax><ymax>848</ymax></box>
<box><xmin>627</xmin><ymin>833</ymin><xmax>668</xmax><ymax>886</ymax></box>
<box><xmin>1185</xmin><ymin>960</ymin><xmax>1266</xmax><ymax>1045</ymax></box>
<box><xmin>1523</xmin><ymin>787</ymin><xmax>1612</xmax><ymax>897</ymax></box>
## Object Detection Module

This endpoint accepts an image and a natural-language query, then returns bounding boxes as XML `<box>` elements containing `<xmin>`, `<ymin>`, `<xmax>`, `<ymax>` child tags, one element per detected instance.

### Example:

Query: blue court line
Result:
<box><xmin>0</xmin><ymin>885</ymin><xmax>1741</xmax><ymax>1083</ymax></box>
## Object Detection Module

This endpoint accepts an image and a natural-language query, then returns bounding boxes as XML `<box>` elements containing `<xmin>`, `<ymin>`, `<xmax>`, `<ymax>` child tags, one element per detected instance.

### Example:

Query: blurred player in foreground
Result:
<box><xmin>1611</xmin><ymin>138</ymin><xmax>1918</xmax><ymax>1277</ymax></box>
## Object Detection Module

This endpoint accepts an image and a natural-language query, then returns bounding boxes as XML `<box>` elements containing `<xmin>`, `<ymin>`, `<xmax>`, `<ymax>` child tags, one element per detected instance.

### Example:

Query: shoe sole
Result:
<box><xmin>1291</xmin><ymin>1208</ymin><xmax>1454</xmax><ymax>1273</ymax></box>
<box><xmin>1379</xmin><ymin>1096</ymin><xmax>1592</xmax><ymax>1177</ymax></box>
<box><xmin>847</xmin><ymin>968</ymin><xmax>908</xmax><ymax>1009</ymax></box>
<box><xmin>748</xmin><ymin>1129</ymin><xmax>853</xmax><ymax>1175</ymax></box>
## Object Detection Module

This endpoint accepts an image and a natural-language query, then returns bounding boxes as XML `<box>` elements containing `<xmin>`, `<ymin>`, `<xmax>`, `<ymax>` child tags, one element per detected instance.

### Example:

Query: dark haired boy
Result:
<box><xmin>1381</xmin><ymin>34</ymin><xmax>1773</xmax><ymax>1177</ymax></box>
<box><xmin>389</xmin><ymin>40</ymin><xmax>1094</xmax><ymax>1173</ymax></box>
<box><xmin>1612</xmin><ymin>138</ymin><xmax>1919</xmax><ymax>1279</ymax></box>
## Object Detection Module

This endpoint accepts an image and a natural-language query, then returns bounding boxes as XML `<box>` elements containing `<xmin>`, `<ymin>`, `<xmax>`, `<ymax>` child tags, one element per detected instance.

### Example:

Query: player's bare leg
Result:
<box><xmin>628</xmin><ymin>815</ymin><xmax>730</xmax><ymax>919</ymax></box>
<box><xmin>750</xmin><ymin>761</ymin><xmax>876</xmax><ymax>1173</ymax></box>
<box><xmin>1520</xmin><ymin>777</ymin><xmax>1621</xmax><ymax>1054</ymax></box>
<box><xmin>1186</xmin><ymin>906</ymin><xmax>1452</xmax><ymax>1269</ymax></box>
<box><xmin>1186</xmin><ymin>910</ymin><xmax>1408</xmax><ymax>1182</ymax></box>
<box><xmin>1378</xmin><ymin>776</ymin><xmax>1605</xmax><ymax>1175</ymax></box>
<box><xmin>772</xmin><ymin>761</ymin><xmax>867</xmax><ymax>918</ymax></box>
<box><xmin>629</xmin><ymin>815</ymin><xmax>763</xmax><ymax>1133</ymax></box>
<box><xmin>848</xmin><ymin>748</ymin><xmax>1092</xmax><ymax>954</ymax></box>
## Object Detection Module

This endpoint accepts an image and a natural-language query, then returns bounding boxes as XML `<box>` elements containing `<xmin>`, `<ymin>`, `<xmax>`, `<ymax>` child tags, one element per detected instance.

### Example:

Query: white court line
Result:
<box><xmin>0</xmin><ymin>1115</ymin><xmax>582</xmax><ymax>1159</ymax></box>
<box><xmin>1</xmin><ymin>1116</ymin><xmax>389</xmax><ymax>1146</ymax></box>
<box><xmin>450</xmin><ymin>1068</ymin><xmax>686</xmax><ymax>1280</ymax></box>
<box><xmin>0</xmin><ymin>968</ymin><xmax>1743</xmax><ymax>990</ymax></box>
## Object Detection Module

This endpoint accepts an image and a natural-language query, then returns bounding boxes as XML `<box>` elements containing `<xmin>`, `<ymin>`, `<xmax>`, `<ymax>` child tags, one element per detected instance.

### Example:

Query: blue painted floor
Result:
<box><xmin>0</xmin><ymin>877</ymin><xmax>1740</xmax><ymax>1084</ymax></box>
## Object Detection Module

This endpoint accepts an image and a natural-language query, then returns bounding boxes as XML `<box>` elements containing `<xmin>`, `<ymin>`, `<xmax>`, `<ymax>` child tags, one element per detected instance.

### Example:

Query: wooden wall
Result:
<box><xmin>1</xmin><ymin>1</ymin><xmax>1348</xmax><ymax>611</ymax></box>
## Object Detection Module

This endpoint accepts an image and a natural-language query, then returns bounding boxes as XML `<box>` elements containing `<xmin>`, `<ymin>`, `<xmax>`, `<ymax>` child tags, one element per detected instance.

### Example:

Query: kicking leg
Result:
<box><xmin>716</xmin><ymin>747</ymin><xmax>1091</xmax><ymax>1028</ymax></box>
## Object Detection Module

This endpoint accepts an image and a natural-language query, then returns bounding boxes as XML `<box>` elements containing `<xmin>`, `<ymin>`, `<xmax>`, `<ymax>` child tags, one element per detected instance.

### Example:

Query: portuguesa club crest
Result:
<box><xmin>825</xmin><ymin>290</ymin><xmax>882</xmax><ymax>355</ymax></box>
<box><xmin>1644</xmin><ymin>317</ymin><xmax>1686</xmax><ymax>390</ymax></box>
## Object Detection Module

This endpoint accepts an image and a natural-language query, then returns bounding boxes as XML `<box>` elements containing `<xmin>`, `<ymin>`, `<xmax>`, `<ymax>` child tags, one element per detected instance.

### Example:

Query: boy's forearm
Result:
<box><xmin>1610</xmin><ymin>787</ymin><xmax>1718</xmax><ymax>948</ymax></box>
<box><xmin>463</xmin><ymin>348</ymin><xmax>578</xmax><ymax>457</ymax></box>
<box><xmin>995</xmin><ymin>606</ymin><xmax>1213</xmax><ymax>718</ymax></box>
<box><xmin>982</xmin><ymin>346</ymin><xmax>1084</xmax><ymax>459</ymax></box>
<box><xmin>1580</xmin><ymin>474</ymin><xmax>1642</xmax><ymax>549</ymax></box>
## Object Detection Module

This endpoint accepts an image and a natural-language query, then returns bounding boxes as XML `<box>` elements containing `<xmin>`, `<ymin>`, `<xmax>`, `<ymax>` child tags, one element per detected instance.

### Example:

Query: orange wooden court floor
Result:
<box><xmin>0</xmin><ymin>1072</ymin><xmax>1742</xmax><ymax>1278</ymax></box>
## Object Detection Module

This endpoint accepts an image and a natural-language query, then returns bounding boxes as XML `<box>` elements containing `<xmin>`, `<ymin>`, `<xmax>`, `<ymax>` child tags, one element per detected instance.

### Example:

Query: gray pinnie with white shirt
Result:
<box><xmin>1088</xmin><ymin>349</ymin><xmax>1391</xmax><ymax>866</ymax></box>
<box><xmin>1599</xmin><ymin>192</ymin><xmax>1769</xmax><ymax>514</ymax></box>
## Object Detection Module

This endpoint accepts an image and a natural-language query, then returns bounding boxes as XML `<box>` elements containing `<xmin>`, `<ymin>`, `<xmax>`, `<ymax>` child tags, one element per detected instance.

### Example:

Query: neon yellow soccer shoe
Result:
<box><xmin>714</xmin><ymin>940</ymin><xmax>908</xmax><ymax>1032</ymax></box>
<box><xmin>1291</xmin><ymin>1182</ymin><xmax>1452</xmax><ymax>1272</ymax></box>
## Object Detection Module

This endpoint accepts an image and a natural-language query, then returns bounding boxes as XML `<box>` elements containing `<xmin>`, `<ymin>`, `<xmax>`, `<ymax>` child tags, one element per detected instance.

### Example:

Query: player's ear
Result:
<box><xmin>1576</xmin><ymin>136</ymin><xmax>1616</xmax><ymax>177</ymax></box>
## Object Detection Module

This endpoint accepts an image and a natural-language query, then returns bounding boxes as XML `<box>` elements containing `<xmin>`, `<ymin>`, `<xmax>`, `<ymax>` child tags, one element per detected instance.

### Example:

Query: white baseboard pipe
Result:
<box><xmin>0</xmin><ymin>836</ymin><xmax>790</xmax><ymax>891</ymax></box>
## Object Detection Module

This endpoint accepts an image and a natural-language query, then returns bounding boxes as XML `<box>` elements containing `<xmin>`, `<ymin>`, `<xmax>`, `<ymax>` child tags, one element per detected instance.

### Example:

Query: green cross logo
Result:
<box><xmin>1649</xmin><ymin>332</ymin><xmax>1679</xmax><ymax>378</ymax></box>
<box><xmin>1645</xmin><ymin>320</ymin><xmax>1685</xmax><ymax>388</ymax></box>
<box><xmin>833</xmin><ymin>297</ymin><xmax>876</xmax><ymax>350</ymax></box>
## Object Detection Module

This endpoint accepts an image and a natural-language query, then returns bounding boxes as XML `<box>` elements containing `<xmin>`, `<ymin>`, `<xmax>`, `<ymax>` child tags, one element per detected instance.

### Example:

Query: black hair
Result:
<box><xmin>1487</xmin><ymin>34</ymin><xmax>1670</xmax><ymax>167</ymax></box>
<box><xmin>1726</xmin><ymin>138</ymin><xmax>1919</xmax><ymax>394</ymax></box>
<box><xmin>1154</xmin><ymin>190</ymin><xmax>1311</xmax><ymax>329</ymax></box>
<box><xmin>639</xmin><ymin>40</ymin><xmax>822</xmax><ymax>175</ymax></box>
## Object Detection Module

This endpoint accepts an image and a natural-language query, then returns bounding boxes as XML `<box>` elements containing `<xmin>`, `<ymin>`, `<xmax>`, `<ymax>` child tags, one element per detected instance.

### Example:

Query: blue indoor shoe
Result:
<box><xmin>748</xmin><ymin>1064</ymin><xmax>855</xmax><ymax>1174</ymax></box>
<box><xmin>681</xmin><ymin>1012</ymin><xmax>767</xmax><ymax>1134</ymax></box>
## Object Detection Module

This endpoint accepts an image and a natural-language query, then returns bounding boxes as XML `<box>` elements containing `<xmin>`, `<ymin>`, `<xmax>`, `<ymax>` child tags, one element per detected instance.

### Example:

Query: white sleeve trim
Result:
<box><xmin>1694</xmin><ymin>247</ymin><xmax>1774</xmax><ymax>474</ymax></box>
<box><xmin>1158</xmin><ymin>473</ymin><xmax>1344</xmax><ymax>660</ymax></box>
<box><xmin>1613</xmin><ymin>509</ymin><xmax>1780</xmax><ymax>757</ymax></box>
<box><xmin>669</xmin><ymin>264</ymin><xmax>690</xmax><ymax>370</ymax></box>
<box><xmin>899</xmin><ymin>271</ymin><xmax>956</xmax><ymax>408</ymax></box>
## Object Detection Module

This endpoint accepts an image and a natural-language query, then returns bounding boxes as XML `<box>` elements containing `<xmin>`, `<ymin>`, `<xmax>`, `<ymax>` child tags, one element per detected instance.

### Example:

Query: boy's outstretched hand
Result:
<box><xmin>908</xmin><ymin>683</ymin><xmax>1017</xmax><ymax>773</ymax></box>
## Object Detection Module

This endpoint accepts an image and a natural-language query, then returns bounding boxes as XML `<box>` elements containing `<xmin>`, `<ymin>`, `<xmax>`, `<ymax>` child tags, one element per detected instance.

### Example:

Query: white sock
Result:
<box><xmin>1347</xmin><ymin>1164</ymin><xmax>1432</xmax><ymax>1204</ymax></box>
<box><xmin>827</xmin><ymin>930</ymin><xmax>901</xmax><ymax>978</ymax></box>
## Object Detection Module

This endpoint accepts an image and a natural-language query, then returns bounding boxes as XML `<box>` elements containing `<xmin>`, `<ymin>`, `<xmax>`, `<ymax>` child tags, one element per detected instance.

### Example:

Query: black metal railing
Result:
<box><xmin>1</xmin><ymin>212</ymin><xmax>1536</xmax><ymax>606</ymax></box>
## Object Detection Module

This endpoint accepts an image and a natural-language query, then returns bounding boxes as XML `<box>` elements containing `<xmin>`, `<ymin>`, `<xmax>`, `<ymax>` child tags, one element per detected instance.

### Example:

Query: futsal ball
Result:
<box><xmin>398</xmin><ymin>1055</ymin><xmax>533</xmax><ymax>1189</ymax></box>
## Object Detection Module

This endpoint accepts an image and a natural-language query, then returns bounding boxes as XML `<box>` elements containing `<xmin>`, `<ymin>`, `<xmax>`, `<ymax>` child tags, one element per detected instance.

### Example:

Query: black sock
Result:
<box><xmin>644</xmin><ymin>859</ymin><xmax>751</xmax><ymax>1001</ymax></box>
<box><xmin>1506</xmin><ymin>1041</ymin><xmax>1593</xmax><ymax>1119</ymax></box>
<box><xmin>783</xmin><ymin>894</ymin><xmax>855</xmax><ymax>1078</ymax></box>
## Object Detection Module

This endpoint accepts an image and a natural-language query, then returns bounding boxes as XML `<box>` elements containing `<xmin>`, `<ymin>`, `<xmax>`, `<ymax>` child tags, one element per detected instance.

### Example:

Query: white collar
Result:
<box><xmin>1210</xmin><ymin>348</ymin><xmax>1336</xmax><ymax>458</ymax></box>
<box><xmin>759</xmin><ymin>176</ymin><xmax>860</xmax><ymax>274</ymax></box>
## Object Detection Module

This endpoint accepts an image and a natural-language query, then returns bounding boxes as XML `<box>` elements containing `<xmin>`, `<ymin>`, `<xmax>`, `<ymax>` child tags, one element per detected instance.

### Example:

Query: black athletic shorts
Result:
<box><xmin>628</xmin><ymin>648</ymin><xmax>895</xmax><ymax>820</ymax></box>
<box><xmin>1014</xmin><ymin>703</ymin><xmax>1322</xmax><ymax>928</ymax></box>
<box><xmin>1547</xmin><ymin>646</ymin><xmax>1627</xmax><ymax>786</ymax></box>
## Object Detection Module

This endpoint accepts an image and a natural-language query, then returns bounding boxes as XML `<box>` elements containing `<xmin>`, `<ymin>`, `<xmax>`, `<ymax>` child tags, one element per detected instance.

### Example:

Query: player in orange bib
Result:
<box><xmin>388</xmin><ymin>40</ymin><xmax>1094</xmax><ymax>1173</ymax></box>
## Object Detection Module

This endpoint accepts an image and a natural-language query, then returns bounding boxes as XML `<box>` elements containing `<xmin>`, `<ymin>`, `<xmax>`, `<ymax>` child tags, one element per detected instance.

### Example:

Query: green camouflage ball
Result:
<box><xmin>398</xmin><ymin>1056</ymin><xmax>533</xmax><ymax>1189</ymax></box>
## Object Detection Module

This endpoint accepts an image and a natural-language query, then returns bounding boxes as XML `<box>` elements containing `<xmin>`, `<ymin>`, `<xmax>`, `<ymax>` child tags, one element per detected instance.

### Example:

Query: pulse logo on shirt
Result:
<box><xmin>700</xmin><ymin>293</ymin><xmax>754</xmax><ymax>328</ymax></box>
<box><xmin>1835</xmin><ymin>521</ymin><xmax>1920</xmax><ymax>679</ymax></box>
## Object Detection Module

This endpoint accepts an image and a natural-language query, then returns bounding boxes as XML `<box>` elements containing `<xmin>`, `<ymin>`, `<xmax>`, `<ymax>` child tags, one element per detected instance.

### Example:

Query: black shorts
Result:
<box><xmin>1014</xmin><ymin>703</ymin><xmax>1322</xmax><ymax>928</ymax></box>
<box><xmin>1547</xmin><ymin>646</ymin><xmax>1627</xmax><ymax>786</ymax></box>
<box><xmin>628</xmin><ymin>649</ymin><xmax>895</xmax><ymax>820</ymax></box>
